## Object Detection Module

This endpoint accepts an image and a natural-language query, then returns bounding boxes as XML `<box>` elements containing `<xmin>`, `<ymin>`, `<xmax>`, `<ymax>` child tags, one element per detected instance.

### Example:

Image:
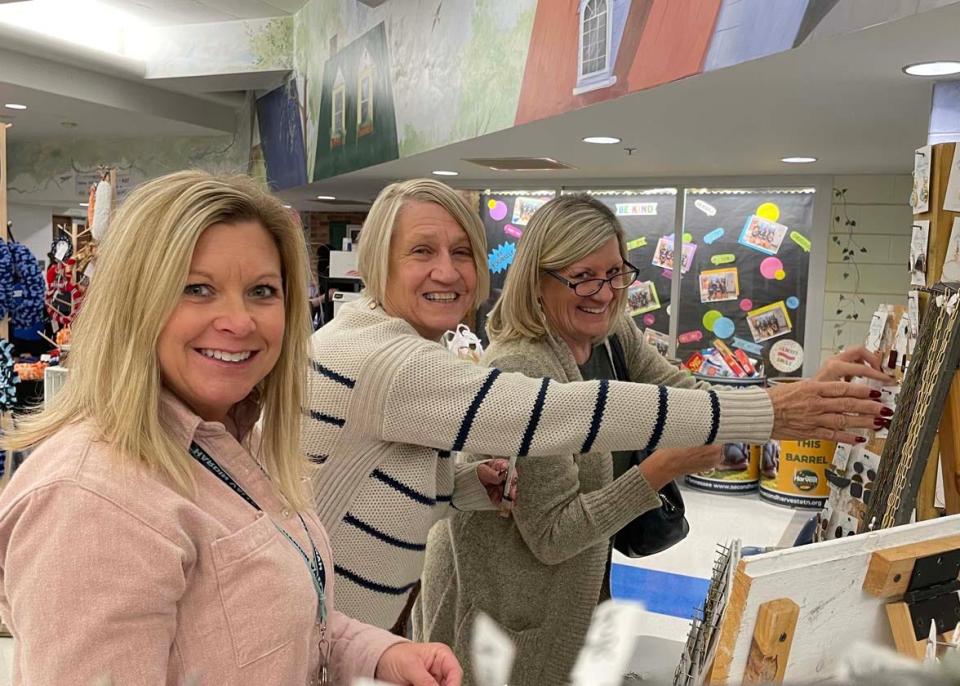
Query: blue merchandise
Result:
<box><xmin>6</xmin><ymin>242</ymin><xmax>46</xmax><ymax>330</ymax></box>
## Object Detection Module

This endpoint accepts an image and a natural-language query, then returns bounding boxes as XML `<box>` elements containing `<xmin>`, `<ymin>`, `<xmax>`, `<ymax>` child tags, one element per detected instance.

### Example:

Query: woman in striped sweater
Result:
<box><xmin>300</xmin><ymin>179</ymin><xmax>885</xmax><ymax>633</ymax></box>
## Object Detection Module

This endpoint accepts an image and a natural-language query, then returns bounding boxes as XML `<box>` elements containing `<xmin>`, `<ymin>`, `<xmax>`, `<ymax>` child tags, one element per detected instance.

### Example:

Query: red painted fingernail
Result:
<box><xmin>870</xmin><ymin>390</ymin><xmax>882</xmax><ymax>399</ymax></box>
<box><xmin>881</xmin><ymin>407</ymin><xmax>894</xmax><ymax>417</ymax></box>
<box><xmin>874</xmin><ymin>418</ymin><xmax>885</xmax><ymax>428</ymax></box>
<box><xmin>856</xmin><ymin>436</ymin><xmax>867</xmax><ymax>443</ymax></box>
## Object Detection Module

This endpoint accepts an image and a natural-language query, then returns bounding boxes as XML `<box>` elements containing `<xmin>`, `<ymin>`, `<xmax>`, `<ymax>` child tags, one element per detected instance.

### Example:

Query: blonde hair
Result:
<box><xmin>487</xmin><ymin>194</ymin><xmax>628</xmax><ymax>343</ymax></box>
<box><xmin>357</xmin><ymin>178</ymin><xmax>490</xmax><ymax>309</ymax></box>
<box><xmin>6</xmin><ymin>170</ymin><xmax>311</xmax><ymax>509</ymax></box>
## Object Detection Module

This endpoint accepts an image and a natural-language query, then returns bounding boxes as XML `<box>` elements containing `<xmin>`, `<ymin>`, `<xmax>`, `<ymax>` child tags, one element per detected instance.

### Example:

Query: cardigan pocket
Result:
<box><xmin>455</xmin><ymin>604</ymin><xmax>546</xmax><ymax>683</ymax></box>
<box><xmin>211</xmin><ymin>514</ymin><xmax>309</xmax><ymax>668</ymax></box>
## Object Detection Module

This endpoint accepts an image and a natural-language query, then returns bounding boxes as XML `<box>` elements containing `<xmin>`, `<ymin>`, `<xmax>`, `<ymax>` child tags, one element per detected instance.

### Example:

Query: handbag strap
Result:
<box><xmin>604</xmin><ymin>334</ymin><xmax>630</xmax><ymax>382</ymax></box>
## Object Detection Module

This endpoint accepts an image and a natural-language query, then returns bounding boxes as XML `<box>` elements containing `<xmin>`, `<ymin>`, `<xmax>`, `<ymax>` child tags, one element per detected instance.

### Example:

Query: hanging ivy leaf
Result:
<box><xmin>860</xmin><ymin>247</ymin><xmax>867</xmax><ymax>253</ymax></box>
<box><xmin>843</xmin><ymin>272</ymin><xmax>850</xmax><ymax>279</ymax></box>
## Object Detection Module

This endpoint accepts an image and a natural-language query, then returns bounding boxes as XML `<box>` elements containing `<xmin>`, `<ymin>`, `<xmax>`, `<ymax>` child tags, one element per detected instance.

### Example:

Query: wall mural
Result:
<box><xmin>262</xmin><ymin>0</ymin><xmax>960</xmax><ymax>188</ymax></box>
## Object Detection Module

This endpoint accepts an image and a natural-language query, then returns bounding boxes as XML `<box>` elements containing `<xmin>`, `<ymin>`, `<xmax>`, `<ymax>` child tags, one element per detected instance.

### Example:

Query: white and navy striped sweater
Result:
<box><xmin>302</xmin><ymin>297</ymin><xmax>774</xmax><ymax>629</ymax></box>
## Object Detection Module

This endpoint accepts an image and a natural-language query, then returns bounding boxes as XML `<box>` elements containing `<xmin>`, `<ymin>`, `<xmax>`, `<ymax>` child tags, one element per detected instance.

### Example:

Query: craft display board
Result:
<box><xmin>707</xmin><ymin>513</ymin><xmax>960</xmax><ymax>684</ymax></box>
<box><xmin>676</xmin><ymin>190</ymin><xmax>814</xmax><ymax>376</ymax></box>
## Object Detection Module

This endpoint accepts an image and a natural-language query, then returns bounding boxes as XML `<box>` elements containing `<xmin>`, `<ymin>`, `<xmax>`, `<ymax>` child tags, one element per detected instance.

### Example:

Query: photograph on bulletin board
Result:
<box><xmin>676</xmin><ymin>190</ymin><xmax>814</xmax><ymax>378</ymax></box>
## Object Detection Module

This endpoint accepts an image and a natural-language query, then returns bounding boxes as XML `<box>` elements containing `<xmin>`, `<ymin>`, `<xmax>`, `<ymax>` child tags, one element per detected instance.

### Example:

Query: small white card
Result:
<box><xmin>471</xmin><ymin>612</ymin><xmax>516</xmax><ymax>686</ymax></box>
<box><xmin>910</xmin><ymin>220</ymin><xmax>929</xmax><ymax>287</ymax></box>
<box><xmin>570</xmin><ymin>600</ymin><xmax>645</xmax><ymax>686</ymax></box>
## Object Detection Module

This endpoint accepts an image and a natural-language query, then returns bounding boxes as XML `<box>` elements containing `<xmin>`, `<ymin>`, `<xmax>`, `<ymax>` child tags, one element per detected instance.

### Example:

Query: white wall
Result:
<box><xmin>820</xmin><ymin>175</ymin><xmax>912</xmax><ymax>362</ymax></box>
<box><xmin>6</xmin><ymin>203</ymin><xmax>75</xmax><ymax>265</ymax></box>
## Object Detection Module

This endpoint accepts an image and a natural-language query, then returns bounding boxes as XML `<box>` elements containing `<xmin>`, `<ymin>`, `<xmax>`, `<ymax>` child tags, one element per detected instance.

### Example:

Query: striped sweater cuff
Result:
<box><xmin>713</xmin><ymin>387</ymin><xmax>774</xmax><ymax>444</ymax></box>
<box><xmin>587</xmin><ymin>467</ymin><xmax>662</xmax><ymax>535</ymax></box>
<box><xmin>452</xmin><ymin>462</ymin><xmax>497</xmax><ymax>511</ymax></box>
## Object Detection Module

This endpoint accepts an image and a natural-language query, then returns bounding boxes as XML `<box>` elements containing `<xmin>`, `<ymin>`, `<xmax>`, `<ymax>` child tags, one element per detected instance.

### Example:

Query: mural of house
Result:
<box><xmin>515</xmin><ymin>0</ymin><xmax>723</xmax><ymax>126</ymax></box>
<box><xmin>257</xmin><ymin>80</ymin><xmax>308</xmax><ymax>191</ymax></box>
<box><xmin>313</xmin><ymin>21</ymin><xmax>399</xmax><ymax>181</ymax></box>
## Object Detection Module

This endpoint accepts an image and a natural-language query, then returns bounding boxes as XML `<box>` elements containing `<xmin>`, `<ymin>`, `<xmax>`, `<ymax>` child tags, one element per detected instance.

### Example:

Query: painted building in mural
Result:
<box><xmin>257</xmin><ymin>82</ymin><xmax>308</xmax><ymax>192</ymax></box>
<box><xmin>515</xmin><ymin>0</ymin><xmax>723</xmax><ymax>126</ymax></box>
<box><xmin>313</xmin><ymin>22</ymin><xmax>399</xmax><ymax>181</ymax></box>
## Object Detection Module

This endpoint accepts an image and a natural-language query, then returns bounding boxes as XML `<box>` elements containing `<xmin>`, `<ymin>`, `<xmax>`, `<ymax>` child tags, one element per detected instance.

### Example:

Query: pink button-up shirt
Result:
<box><xmin>0</xmin><ymin>392</ymin><xmax>403</xmax><ymax>685</ymax></box>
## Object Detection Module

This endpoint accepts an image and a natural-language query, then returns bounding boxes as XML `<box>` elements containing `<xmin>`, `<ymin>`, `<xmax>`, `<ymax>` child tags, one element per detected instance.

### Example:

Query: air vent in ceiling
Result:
<box><xmin>463</xmin><ymin>157</ymin><xmax>576</xmax><ymax>171</ymax></box>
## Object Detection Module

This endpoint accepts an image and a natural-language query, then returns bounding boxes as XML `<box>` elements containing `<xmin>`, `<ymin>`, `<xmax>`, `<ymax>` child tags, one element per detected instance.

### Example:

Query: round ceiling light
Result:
<box><xmin>316</xmin><ymin>195</ymin><xmax>336</xmax><ymax>200</ymax></box>
<box><xmin>4</xmin><ymin>103</ymin><xmax>26</xmax><ymax>111</ymax></box>
<box><xmin>582</xmin><ymin>136</ymin><xmax>621</xmax><ymax>144</ymax></box>
<box><xmin>903</xmin><ymin>61</ymin><xmax>960</xmax><ymax>77</ymax></box>
<box><xmin>432</xmin><ymin>170</ymin><xmax>459</xmax><ymax>176</ymax></box>
<box><xmin>781</xmin><ymin>156</ymin><xmax>817</xmax><ymax>164</ymax></box>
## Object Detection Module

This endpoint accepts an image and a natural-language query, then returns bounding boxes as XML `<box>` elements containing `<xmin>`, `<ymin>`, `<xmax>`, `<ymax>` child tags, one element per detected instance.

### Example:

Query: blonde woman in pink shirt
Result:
<box><xmin>0</xmin><ymin>171</ymin><xmax>461</xmax><ymax>686</ymax></box>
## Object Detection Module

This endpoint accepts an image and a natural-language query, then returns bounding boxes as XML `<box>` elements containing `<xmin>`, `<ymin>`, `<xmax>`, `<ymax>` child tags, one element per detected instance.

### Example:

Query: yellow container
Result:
<box><xmin>759</xmin><ymin>438</ymin><xmax>835</xmax><ymax>508</ymax></box>
<box><xmin>685</xmin><ymin>375</ymin><xmax>765</xmax><ymax>494</ymax></box>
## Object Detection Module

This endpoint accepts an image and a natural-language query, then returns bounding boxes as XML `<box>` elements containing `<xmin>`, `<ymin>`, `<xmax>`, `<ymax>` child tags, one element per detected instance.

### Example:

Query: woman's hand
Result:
<box><xmin>375</xmin><ymin>642</ymin><xmax>463</xmax><ymax>686</ymax></box>
<box><xmin>639</xmin><ymin>446</ymin><xmax>723</xmax><ymax>490</ymax></box>
<box><xmin>767</xmin><ymin>380</ymin><xmax>887</xmax><ymax>444</ymax></box>
<box><xmin>477</xmin><ymin>458</ymin><xmax>517</xmax><ymax>506</ymax></box>
<box><xmin>813</xmin><ymin>346</ymin><xmax>896</xmax><ymax>384</ymax></box>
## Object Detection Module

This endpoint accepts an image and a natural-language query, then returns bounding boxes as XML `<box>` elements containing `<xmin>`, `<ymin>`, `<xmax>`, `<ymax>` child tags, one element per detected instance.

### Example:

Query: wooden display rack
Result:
<box><xmin>916</xmin><ymin>142</ymin><xmax>960</xmax><ymax>519</ymax></box>
<box><xmin>704</xmin><ymin>514</ymin><xmax>960</xmax><ymax>684</ymax></box>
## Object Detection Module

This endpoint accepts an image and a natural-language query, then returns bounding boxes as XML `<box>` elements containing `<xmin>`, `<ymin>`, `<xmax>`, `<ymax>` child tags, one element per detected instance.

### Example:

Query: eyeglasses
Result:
<box><xmin>546</xmin><ymin>261</ymin><xmax>641</xmax><ymax>297</ymax></box>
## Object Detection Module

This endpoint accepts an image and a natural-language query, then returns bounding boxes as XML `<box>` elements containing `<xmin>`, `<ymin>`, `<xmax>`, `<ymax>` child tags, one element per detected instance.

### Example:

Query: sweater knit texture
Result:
<box><xmin>303</xmin><ymin>297</ymin><xmax>774</xmax><ymax>630</ymax></box>
<box><xmin>0</xmin><ymin>391</ymin><xmax>402</xmax><ymax>686</ymax></box>
<box><xmin>413</xmin><ymin>315</ymin><xmax>714</xmax><ymax>685</ymax></box>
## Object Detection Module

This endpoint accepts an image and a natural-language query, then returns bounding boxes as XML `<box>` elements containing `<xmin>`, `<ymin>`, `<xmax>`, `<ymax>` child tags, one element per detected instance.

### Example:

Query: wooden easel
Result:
<box><xmin>862</xmin><ymin>534</ymin><xmax>960</xmax><ymax>660</ymax></box>
<box><xmin>917</xmin><ymin>142</ymin><xmax>960</xmax><ymax>519</ymax></box>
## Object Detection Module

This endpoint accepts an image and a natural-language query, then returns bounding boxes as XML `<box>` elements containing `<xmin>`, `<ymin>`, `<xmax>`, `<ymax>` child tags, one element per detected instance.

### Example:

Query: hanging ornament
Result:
<box><xmin>91</xmin><ymin>177</ymin><xmax>113</xmax><ymax>242</ymax></box>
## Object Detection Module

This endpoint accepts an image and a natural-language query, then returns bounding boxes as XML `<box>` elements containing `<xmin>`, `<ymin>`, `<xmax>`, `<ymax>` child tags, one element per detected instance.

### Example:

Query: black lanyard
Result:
<box><xmin>188</xmin><ymin>441</ymin><xmax>327</xmax><ymax>623</ymax></box>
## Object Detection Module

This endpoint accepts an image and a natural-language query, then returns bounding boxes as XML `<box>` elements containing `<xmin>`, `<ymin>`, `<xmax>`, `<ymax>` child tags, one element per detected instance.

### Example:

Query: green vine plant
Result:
<box><xmin>831</xmin><ymin>187</ymin><xmax>868</xmax><ymax>351</ymax></box>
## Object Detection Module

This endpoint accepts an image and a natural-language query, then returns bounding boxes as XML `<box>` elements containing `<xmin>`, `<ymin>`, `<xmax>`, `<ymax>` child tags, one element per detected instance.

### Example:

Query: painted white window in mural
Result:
<box><xmin>332</xmin><ymin>68</ymin><xmax>346</xmax><ymax>148</ymax></box>
<box><xmin>574</xmin><ymin>0</ymin><xmax>618</xmax><ymax>95</ymax></box>
<box><xmin>357</xmin><ymin>48</ymin><xmax>374</xmax><ymax>137</ymax></box>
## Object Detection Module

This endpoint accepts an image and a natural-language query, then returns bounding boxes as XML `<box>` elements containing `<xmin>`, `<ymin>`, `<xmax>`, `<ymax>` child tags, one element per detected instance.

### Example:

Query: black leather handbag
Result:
<box><xmin>606</xmin><ymin>335</ymin><xmax>690</xmax><ymax>557</ymax></box>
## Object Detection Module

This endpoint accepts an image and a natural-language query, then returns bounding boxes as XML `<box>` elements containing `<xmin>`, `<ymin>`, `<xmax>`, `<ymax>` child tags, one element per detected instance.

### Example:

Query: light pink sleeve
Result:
<box><xmin>0</xmin><ymin>483</ymin><xmax>186</xmax><ymax>685</ymax></box>
<box><xmin>327</xmin><ymin>610</ymin><xmax>406</xmax><ymax>683</ymax></box>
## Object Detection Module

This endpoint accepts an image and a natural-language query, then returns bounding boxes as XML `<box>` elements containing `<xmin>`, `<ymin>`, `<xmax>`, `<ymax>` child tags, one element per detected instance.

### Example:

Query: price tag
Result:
<box><xmin>471</xmin><ymin>612</ymin><xmax>516</xmax><ymax>686</ymax></box>
<box><xmin>570</xmin><ymin>600</ymin><xmax>645</xmax><ymax>686</ymax></box>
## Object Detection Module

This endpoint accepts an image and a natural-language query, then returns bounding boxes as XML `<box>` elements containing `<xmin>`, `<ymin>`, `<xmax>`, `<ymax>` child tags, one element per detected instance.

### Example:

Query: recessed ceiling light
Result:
<box><xmin>4</xmin><ymin>103</ymin><xmax>26</xmax><ymax>111</ymax></box>
<box><xmin>316</xmin><ymin>195</ymin><xmax>336</xmax><ymax>200</ymax></box>
<box><xmin>903</xmin><ymin>61</ymin><xmax>960</xmax><ymax>77</ymax></box>
<box><xmin>582</xmin><ymin>136</ymin><xmax>621</xmax><ymax>144</ymax></box>
<box><xmin>79</xmin><ymin>202</ymin><xmax>89</xmax><ymax>207</ymax></box>
<box><xmin>432</xmin><ymin>170</ymin><xmax>458</xmax><ymax>176</ymax></box>
<box><xmin>781</xmin><ymin>156</ymin><xmax>817</xmax><ymax>164</ymax></box>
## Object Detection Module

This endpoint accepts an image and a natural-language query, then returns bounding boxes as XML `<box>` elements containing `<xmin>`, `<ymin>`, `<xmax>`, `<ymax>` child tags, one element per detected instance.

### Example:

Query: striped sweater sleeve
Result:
<box><xmin>364</xmin><ymin>338</ymin><xmax>773</xmax><ymax>457</ymax></box>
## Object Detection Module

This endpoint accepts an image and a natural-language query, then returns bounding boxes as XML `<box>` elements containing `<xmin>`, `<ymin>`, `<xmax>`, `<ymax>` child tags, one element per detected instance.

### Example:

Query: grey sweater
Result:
<box><xmin>413</xmin><ymin>315</ymin><xmax>713</xmax><ymax>685</ymax></box>
<box><xmin>303</xmin><ymin>298</ymin><xmax>772</xmax><ymax>629</ymax></box>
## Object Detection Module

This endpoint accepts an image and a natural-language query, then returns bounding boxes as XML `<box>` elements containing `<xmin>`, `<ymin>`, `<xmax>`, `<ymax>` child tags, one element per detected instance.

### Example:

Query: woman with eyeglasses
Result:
<box><xmin>413</xmin><ymin>194</ymin><xmax>893</xmax><ymax>684</ymax></box>
<box><xmin>302</xmin><ymin>180</ymin><xmax>886</xmax><ymax>636</ymax></box>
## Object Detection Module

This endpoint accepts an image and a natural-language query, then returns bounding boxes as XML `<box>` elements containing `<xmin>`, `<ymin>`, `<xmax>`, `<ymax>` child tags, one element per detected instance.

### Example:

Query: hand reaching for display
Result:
<box><xmin>767</xmin><ymin>379</ymin><xmax>887</xmax><ymax>444</ymax></box>
<box><xmin>476</xmin><ymin>458</ymin><xmax>518</xmax><ymax>506</ymax></box>
<box><xmin>375</xmin><ymin>642</ymin><xmax>463</xmax><ymax>686</ymax></box>
<box><xmin>813</xmin><ymin>345</ymin><xmax>896</xmax><ymax>384</ymax></box>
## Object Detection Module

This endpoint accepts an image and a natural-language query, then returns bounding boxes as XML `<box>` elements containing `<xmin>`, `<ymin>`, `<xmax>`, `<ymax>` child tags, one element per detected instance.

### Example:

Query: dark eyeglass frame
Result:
<box><xmin>545</xmin><ymin>261</ymin><xmax>641</xmax><ymax>297</ymax></box>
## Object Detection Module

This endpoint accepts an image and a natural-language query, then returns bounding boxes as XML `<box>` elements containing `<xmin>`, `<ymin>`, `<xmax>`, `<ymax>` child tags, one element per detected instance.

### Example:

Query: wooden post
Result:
<box><xmin>919</xmin><ymin>143</ymin><xmax>960</xmax><ymax>516</ymax></box>
<box><xmin>743</xmin><ymin>598</ymin><xmax>800</xmax><ymax>684</ymax></box>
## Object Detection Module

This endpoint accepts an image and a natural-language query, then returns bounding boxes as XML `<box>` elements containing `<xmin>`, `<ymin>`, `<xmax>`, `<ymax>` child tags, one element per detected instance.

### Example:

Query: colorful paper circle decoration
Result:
<box><xmin>757</xmin><ymin>202</ymin><xmax>781</xmax><ymax>222</ymax></box>
<box><xmin>760</xmin><ymin>256</ymin><xmax>784</xmax><ymax>279</ymax></box>
<box><xmin>489</xmin><ymin>200</ymin><xmax>508</xmax><ymax>221</ymax></box>
<box><xmin>713</xmin><ymin>317</ymin><xmax>736</xmax><ymax>339</ymax></box>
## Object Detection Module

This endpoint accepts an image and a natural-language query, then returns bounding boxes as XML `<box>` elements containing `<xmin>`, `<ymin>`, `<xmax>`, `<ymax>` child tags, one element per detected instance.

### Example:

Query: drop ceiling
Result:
<box><xmin>97</xmin><ymin>0</ymin><xmax>310</xmax><ymax>25</ymax></box>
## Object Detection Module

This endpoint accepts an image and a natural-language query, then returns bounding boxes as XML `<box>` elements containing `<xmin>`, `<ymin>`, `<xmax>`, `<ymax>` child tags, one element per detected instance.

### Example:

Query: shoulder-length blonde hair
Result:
<box><xmin>487</xmin><ymin>193</ymin><xmax>628</xmax><ymax>343</ymax></box>
<box><xmin>357</xmin><ymin>178</ymin><xmax>490</xmax><ymax>309</ymax></box>
<box><xmin>6</xmin><ymin>170</ymin><xmax>311</xmax><ymax>509</ymax></box>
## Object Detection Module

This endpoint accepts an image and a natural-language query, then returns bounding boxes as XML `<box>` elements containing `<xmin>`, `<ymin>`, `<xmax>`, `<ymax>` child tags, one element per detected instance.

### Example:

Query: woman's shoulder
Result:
<box><xmin>484</xmin><ymin>336</ymin><xmax>563</xmax><ymax>377</ymax></box>
<box><xmin>310</xmin><ymin>296</ymin><xmax>427</xmax><ymax>356</ymax></box>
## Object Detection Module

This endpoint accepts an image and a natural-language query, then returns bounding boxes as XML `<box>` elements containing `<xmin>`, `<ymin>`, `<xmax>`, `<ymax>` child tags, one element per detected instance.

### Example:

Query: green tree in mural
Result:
<box><xmin>248</xmin><ymin>17</ymin><xmax>294</xmax><ymax>69</ymax></box>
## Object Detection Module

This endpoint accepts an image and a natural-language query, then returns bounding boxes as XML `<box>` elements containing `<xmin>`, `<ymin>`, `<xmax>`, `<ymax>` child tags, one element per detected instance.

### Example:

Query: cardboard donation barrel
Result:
<box><xmin>685</xmin><ymin>375</ymin><xmax>766</xmax><ymax>494</ymax></box>
<box><xmin>759</xmin><ymin>377</ymin><xmax>835</xmax><ymax>509</ymax></box>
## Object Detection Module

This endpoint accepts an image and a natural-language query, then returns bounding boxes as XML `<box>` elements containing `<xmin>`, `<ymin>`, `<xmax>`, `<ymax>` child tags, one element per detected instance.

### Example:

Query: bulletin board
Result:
<box><xmin>676</xmin><ymin>190</ymin><xmax>815</xmax><ymax>377</ymax></box>
<box><xmin>477</xmin><ymin>190</ymin><xmax>556</xmax><ymax>343</ymax></box>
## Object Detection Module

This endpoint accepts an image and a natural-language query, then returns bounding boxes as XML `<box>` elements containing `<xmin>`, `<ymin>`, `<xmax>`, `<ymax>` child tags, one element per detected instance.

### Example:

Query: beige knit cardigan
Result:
<box><xmin>414</xmin><ymin>315</ymin><xmax>714</xmax><ymax>685</ymax></box>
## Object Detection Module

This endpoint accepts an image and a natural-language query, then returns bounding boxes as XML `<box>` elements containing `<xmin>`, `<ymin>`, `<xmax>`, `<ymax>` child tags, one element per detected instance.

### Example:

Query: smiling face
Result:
<box><xmin>157</xmin><ymin>220</ymin><xmax>285</xmax><ymax>423</ymax></box>
<box><xmin>383</xmin><ymin>200</ymin><xmax>478</xmax><ymax>340</ymax></box>
<box><xmin>540</xmin><ymin>237</ymin><xmax>624</xmax><ymax>355</ymax></box>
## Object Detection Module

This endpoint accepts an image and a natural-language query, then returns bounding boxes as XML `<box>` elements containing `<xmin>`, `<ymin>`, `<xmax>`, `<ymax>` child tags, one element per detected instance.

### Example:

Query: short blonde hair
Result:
<box><xmin>357</xmin><ymin>178</ymin><xmax>490</xmax><ymax>309</ymax></box>
<box><xmin>6</xmin><ymin>170</ymin><xmax>311</xmax><ymax>509</ymax></box>
<box><xmin>487</xmin><ymin>194</ymin><xmax>628</xmax><ymax>343</ymax></box>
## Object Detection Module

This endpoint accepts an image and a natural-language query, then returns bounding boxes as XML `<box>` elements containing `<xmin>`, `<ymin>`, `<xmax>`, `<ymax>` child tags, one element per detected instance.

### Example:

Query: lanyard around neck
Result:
<box><xmin>188</xmin><ymin>441</ymin><xmax>327</xmax><ymax>624</ymax></box>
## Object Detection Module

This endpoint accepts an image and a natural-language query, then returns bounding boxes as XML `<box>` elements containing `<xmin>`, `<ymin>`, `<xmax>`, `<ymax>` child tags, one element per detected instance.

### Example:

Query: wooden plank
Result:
<box><xmin>743</xmin><ymin>598</ymin><xmax>799</xmax><ymax>684</ymax></box>
<box><xmin>922</xmin><ymin>142</ymin><xmax>957</xmax><ymax>286</ymax></box>
<box><xmin>862</xmin><ymin>533</ymin><xmax>960</xmax><ymax>597</ymax></box>
<box><xmin>708</xmin><ymin>559</ymin><xmax>752</xmax><ymax>684</ymax></box>
<box><xmin>885</xmin><ymin>602</ymin><xmax>927</xmax><ymax>660</ymax></box>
